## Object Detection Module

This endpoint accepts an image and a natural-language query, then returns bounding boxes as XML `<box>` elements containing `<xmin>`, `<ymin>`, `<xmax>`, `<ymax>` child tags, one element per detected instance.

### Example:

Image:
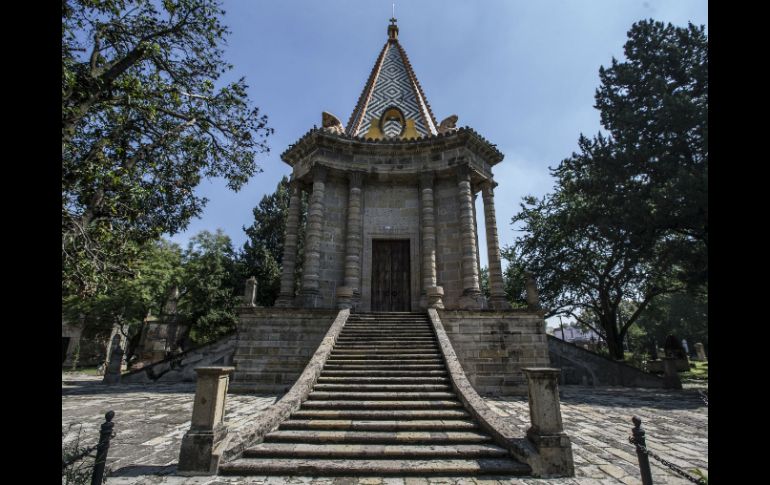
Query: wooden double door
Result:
<box><xmin>371</xmin><ymin>239</ymin><xmax>411</xmax><ymax>312</ymax></box>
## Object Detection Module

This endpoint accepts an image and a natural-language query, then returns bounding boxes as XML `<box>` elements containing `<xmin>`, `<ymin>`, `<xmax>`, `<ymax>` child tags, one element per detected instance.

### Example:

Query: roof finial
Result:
<box><xmin>388</xmin><ymin>5</ymin><xmax>399</xmax><ymax>41</ymax></box>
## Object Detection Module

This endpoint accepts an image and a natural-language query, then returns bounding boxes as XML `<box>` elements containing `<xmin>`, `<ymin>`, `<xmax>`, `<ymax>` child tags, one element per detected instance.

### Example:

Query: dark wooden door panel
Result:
<box><xmin>371</xmin><ymin>240</ymin><xmax>410</xmax><ymax>312</ymax></box>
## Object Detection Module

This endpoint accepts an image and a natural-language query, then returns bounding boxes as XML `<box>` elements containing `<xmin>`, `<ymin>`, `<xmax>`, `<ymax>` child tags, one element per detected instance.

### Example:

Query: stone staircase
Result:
<box><xmin>220</xmin><ymin>312</ymin><xmax>530</xmax><ymax>476</ymax></box>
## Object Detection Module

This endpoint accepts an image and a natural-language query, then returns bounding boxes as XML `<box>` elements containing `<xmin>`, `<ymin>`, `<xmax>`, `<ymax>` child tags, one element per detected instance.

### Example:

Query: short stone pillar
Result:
<box><xmin>242</xmin><ymin>276</ymin><xmax>257</xmax><ymax>307</ymax></box>
<box><xmin>102</xmin><ymin>334</ymin><xmax>124</xmax><ymax>385</ymax></box>
<box><xmin>662</xmin><ymin>357</ymin><xmax>682</xmax><ymax>390</ymax></box>
<box><xmin>178</xmin><ymin>367</ymin><xmax>235</xmax><ymax>475</ymax></box>
<box><xmin>694</xmin><ymin>342</ymin><xmax>707</xmax><ymax>361</ymax></box>
<box><xmin>522</xmin><ymin>368</ymin><xmax>575</xmax><ymax>477</ymax></box>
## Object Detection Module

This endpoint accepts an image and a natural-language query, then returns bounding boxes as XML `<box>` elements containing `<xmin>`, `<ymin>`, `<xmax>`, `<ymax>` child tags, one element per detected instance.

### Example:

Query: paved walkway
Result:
<box><xmin>62</xmin><ymin>374</ymin><xmax>707</xmax><ymax>484</ymax></box>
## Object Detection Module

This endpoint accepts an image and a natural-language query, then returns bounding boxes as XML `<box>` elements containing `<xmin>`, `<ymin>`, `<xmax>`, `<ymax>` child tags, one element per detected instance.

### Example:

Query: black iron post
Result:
<box><xmin>91</xmin><ymin>411</ymin><xmax>115</xmax><ymax>485</ymax></box>
<box><xmin>631</xmin><ymin>416</ymin><xmax>653</xmax><ymax>485</ymax></box>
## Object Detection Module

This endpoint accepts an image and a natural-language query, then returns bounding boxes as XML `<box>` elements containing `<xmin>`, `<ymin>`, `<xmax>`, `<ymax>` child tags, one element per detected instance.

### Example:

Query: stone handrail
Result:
<box><xmin>221</xmin><ymin>309</ymin><xmax>350</xmax><ymax>461</ymax></box>
<box><xmin>427</xmin><ymin>309</ymin><xmax>538</xmax><ymax>467</ymax></box>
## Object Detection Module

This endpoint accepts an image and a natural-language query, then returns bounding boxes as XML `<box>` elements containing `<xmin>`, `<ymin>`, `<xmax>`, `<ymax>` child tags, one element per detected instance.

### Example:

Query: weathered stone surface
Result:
<box><xmin>548</xmin><ymin>336</ymin><xmax>664</xmax><ymax>388</ymax></box>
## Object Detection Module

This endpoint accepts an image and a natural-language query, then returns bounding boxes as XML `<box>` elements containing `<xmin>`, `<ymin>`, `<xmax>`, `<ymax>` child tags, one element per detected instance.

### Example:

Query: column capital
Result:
<box><xmin>419</xmin><ymin>171</ymin><xmax>435</xmax><ymax>188</ymax></box>
<box><xmin>311</xmin><ymin>164</ymin><xmax>328</xmax><ymax>182</ymax></box>
<box><xmin>347</xmin><ymin>170</ymin><xmax>365</xmax><ymax>188</ymax></box>
<box><xmin>455</xmin><ymin>164</ymin><xmax>472</xmax><ymax>182</ymax></box>
<box><xmin>480</xmin><ymin>179</ymin><xmax>499</xmax><ymax>193</ymax></box>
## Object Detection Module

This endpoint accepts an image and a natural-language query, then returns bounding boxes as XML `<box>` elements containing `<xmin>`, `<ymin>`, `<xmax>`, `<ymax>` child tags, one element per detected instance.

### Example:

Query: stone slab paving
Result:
<box><xmin>62</xmin><ymin>373</ymin><xmax>707</xmax><ymax>485</ymax></box>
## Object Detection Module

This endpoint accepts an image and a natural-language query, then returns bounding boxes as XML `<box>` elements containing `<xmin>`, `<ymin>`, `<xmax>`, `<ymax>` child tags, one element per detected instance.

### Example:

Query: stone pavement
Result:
<box><xmin>62</xmin><ymin>373</ymin><xmax>707</xmax><ymax>484</ymax></box>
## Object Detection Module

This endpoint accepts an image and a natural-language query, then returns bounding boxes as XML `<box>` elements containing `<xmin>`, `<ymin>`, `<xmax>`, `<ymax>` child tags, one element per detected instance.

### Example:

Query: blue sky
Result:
<box><xmin>167</xmin><ymin>0</ymin><xmax>708</xmax><ymax>284</ymax></box>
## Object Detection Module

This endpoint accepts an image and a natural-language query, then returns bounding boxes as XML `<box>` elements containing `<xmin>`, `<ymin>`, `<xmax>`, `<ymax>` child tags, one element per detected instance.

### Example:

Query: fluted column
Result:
<box><xmin>456</xmin><ymin>165</ymin><xmax>482</xmax><ymax>309</ymax></box>
<box><xmin>419</xmin><ymin>172</ymin><xmax>444</xmax><ymax>309</ymax></box>
<box><xmin>482</xmin><ymin>181</ymin><xmax>512</xmax><ymax>309</ymax></box>
<box><xmin>299</xmin><ymin>165</ymin><xmax>327</xmax><ymax>307</ymax></box>
<box><xmin>275</xmin><ymin>179</ymin><xmax>302</xmax><ymax>307</ymax></box>
<box><xmin>336</xmin><ymin>171</ymin><xmax>364</xmax><ymax>309</ymax></box>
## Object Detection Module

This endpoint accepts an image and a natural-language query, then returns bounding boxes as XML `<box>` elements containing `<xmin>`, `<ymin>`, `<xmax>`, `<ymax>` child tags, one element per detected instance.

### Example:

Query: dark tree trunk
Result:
<box><xmin>602</xmin><ymin>315</ymin><xmax>625</xmax><ymax>360</ymax></box>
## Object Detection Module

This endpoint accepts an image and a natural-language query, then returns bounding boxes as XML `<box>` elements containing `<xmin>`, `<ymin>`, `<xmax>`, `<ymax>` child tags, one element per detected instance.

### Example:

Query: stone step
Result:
<box><xmin>322</xmin><ymin>365</ymin><xmax>446</xmax><ymax>371</ymax></box>
<box><xmin>325</xmin><ymin>359</ymin><xmax>443</xmax><ymax>364</ymax></box>
<box><xmin>327</xmin><ymin>355</ymin><xmax>442</xmax><ymax>361</ymax></box>
<box><xmin>313</xmin><ymin>383</ymin><xmax>451</xmax><ymax>392</ymax></box>
<box><xmin>279</xmin><ymin>419</ymin><xmax>477</xmax><ymax>431</ymax></box>
<box><xmin>320</xmin><ymin>370</ymin><xmax>447</xmax><ymax>377</ymax></box>
<box><xmin>220</xmin><ymin>458</ymin><xmax>530</xmax><ymax>476</ymax></box>
<box><xmin>317</xmin><ymin>376</ymin><xmax>449</xmax><ymax>384</ymax></box>
<box><xmin>240</xmin><ymin>443</ymin><xmax>506</xmax><ymax>459</ymax></box>
<box><xmin>333</xmin><ymin>344</ymin><xmax>438</xmax><ymax>349</ymax></box>
<box><xmin>300</xmin><ymin>400</ymin><xmax>463</xmax><ymax>409</ymax></box>
<box><xmin>331</xmin><ymin>348</ymin><xmax>439</xmax><ymax>354</ymax></box>
<box><xmin>309</xmin><ymin>391</ymin><xmax>456</xmax><ymax>400</ymax></box>
<box><xmin>264</xmin><ymin>430</ymin><xmax>493</xmax><ymax>445</ymax></box>
<box><xmin>336</xmin><ymin>336</ymin><xmax>436</xmax><ymax>341</ymax></box>
<box><xmin>290</xmin><ymin>409</ymin><xmax>470</xmax><ymax>420</ymax></box>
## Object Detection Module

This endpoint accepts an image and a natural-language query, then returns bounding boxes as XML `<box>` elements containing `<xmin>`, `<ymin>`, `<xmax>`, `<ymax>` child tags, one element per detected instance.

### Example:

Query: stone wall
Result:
<box><xmin>120</xmin><ymin>334</ymin><xmax>236</xmax><ymax>384</ymax></box>
<box><xmin>317</xmin><ymin>177</ymin><xmax>348</xmax><ymax>307</ymax></box>
<box><xmin>437</xmin><ymin>310</ymin><xmax>550</xmax><ymax>396</ymax></box>
<box><xmin>548</xmin><ymin>336</ymin><xmax>664</xmax><ymax>388</ymax></box>
<box><xmin>434</xmin><ymin>178</ymin><xmax>464</xmax><ymax>306</ymax></box>
<box><xmin>230</xmin><ymin>308</ymin><xmax>339</xmax><ymax>393</ymax></box>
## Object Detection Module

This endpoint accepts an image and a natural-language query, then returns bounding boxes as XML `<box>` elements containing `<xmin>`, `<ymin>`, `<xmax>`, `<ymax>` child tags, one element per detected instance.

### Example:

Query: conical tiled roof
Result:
<box><xmin>346</xmin><ymin>19</ymin><xmax>438</xmax><ymax>138</ymax></box>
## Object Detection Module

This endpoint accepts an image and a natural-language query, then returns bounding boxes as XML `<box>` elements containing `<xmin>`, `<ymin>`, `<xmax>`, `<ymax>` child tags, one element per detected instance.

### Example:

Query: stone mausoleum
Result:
<box><xmin>230</xmin><ymin>18</ymin><xmax>550</xmax><ymax>398</ymax></box>
<box><xmin>275</xmin><ymin>18</ymin><xmax>511</xmax><ymax>313</ymax></box>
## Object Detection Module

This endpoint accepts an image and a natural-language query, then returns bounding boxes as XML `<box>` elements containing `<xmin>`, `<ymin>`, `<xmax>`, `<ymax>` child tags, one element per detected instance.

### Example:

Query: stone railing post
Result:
<box><xmin>522</xmin><ymin>368</ymin><xmax>575</xmax><ymax>477</ymax></box>
<box><xmin>178</xmin><ymin>366</ymin><xmax>235</xmax><ymax>475</ymax></box>
<box><xmin>662</xmin><ymin>357</ymin><xmax>683</xmax><ymax>389</ymax></box>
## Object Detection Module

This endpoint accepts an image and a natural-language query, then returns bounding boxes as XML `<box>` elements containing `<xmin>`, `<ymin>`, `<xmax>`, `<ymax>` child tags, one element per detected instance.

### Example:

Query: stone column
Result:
<box><xmin>523</xmin><ymin>368</ymin><xmax>575</xmax><ymax>477</ymax></box>
<box><xmin>419</xmin><ymin>172</ymin><xmax>444</xmax><ymax>309</ymax></box>
<box><xmin>337</xmin><ymin>171</ymin><xmax>364</xmax><ymax>309</ymax></box>
<box><xmin>178</xmin><ymin>367</ymin><xmax>235</xmax><ymax>475</ymax></box>
<box><xmin>481</xmin><ymin>181</ymin><xmax>512</xmax><ymax>310</ymax></box>
<box><xmin>456</xmin><ymin>165</ymin><xmax>482</xmax><ymax>309</ymax></box>
<box><xmin>275</xmin><ymin>179</ymin><xmax>303</xmax><ymax>307</ymax></box>
<box><xmin>662</xmin><ymin>357</ymin><xmax>683</xmax><ymax>389</ymax></box>
<box><xmin>299</xmin><ymin>166</ymin><xmax>327</xmax><ymax>307</ymax></box>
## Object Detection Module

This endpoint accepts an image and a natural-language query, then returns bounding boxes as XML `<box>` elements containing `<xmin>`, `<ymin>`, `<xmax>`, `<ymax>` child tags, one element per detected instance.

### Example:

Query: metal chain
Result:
<box><xmin>629</xmin><ymin>436</ymin><xmax>706</xmax><ymax>484</ymax></box>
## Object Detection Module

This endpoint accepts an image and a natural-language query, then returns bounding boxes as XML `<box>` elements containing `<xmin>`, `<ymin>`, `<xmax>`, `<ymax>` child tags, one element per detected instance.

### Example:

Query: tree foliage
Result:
<box><xmin>62</xmin><ymin>0</ymin><xmax>273</xmax><ymax>297</ymax></box>
<box><xmin>503</xmin><ymin>20</ymin><xmax>707</xmax><ymax>360</ymax></box>
<box><xmin>239</xmin><ymin>177</ymin><xmax>307</xmax><ymax>306</ymax></box>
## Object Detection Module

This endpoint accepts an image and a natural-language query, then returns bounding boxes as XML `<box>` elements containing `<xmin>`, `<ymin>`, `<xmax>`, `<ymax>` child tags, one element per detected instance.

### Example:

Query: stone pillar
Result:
<box><xmin>456</xmin><ymin>165</ymin><xmax>482</xmax><ymax>309</ymax></box>
<box><xmin>525</xmin><ymin>271</ymin><xmax>542</xmax><ymax>311</ymax></box>
<box><xmin>337</xmin><ymin>171</ymin><xmax>364</xmax><ymax>309</ymax></box>
<box><xmin>419</xmin><ymin>172</ymin><xmax>444</xmax><ymax>309</ymax></box>
<box><xmin>276</xmin><ymin>179</ymin><xmax>303</xmax><ymax>307</ymax></box>
<box><xmin>662</xmin><ymin>357</ymin><xmax>683</xmax><ymax>389</ymax></box>
<box><xmin>299</xmin><ymin>166</ymin><xmax>327</xmax><ymax>307</ymax></box>
<box><xmin>102</xmin><ymin>333</ymin><xmax>124</xmax><ymax>385</ymax></box>
<box><xmin>694</xmin><ymin>342</ymin><xmax>707</xmax><ymax>361</ymax></box>
<box><xmin>481</xmin><ymin>181</ymin><xmax>512</xmax><ymax>310</ymax></box>
<box><xmin>523</xmin><ymin>368</ymin><xmax>575</xmax><ymax>477</ymax></box>
<box><xmin>178</xmin><ymin>367</ymin><xmax>235</xmax><ymax>475</ymax></box>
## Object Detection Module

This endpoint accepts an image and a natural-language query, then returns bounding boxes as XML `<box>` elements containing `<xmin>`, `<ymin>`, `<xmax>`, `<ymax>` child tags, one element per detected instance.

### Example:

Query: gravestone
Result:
<box><xmin>694</xmin><ymin>342</ymin><xmax>707</xmax><ymax>361</ymax></box>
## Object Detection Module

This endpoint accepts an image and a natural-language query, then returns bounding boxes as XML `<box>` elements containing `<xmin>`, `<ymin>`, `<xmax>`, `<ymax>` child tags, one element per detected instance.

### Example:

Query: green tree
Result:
<box><xmin>504</xmin><ymin>20</ymin><xmax>707</xmax><ymax>360</ymax></box>
<box><xmin>62</xmin><ymin>0</ymin><xmax>273</xmax><ymax>297</ymax></box>
<box><xmin>179</xmin><ymin>230</ymin><xmax>240</xmax><ymax>344</ymax></box>
<box><xmin>240</xmin><ymin>177</ymin><xmax>307</xmax><ymax>306</ymax></box>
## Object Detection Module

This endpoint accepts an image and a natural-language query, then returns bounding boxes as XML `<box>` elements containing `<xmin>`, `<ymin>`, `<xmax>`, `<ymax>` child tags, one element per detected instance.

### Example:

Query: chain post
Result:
<box><xmin>631</xmin><ymin>416</ymin><xmax>654</xmax><ymax>485</ymax></box>
<box><xmin>91</xmin><ymin>411</ymin><xmax>115</xmax><ymax>485</ymax></box>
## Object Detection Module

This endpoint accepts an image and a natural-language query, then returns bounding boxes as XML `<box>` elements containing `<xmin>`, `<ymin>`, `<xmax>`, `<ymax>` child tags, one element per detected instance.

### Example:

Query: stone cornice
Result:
<box><xmin>281</xmin><ymin>126</ymin><xmax>504</xmax><ymax>168</ymax></box>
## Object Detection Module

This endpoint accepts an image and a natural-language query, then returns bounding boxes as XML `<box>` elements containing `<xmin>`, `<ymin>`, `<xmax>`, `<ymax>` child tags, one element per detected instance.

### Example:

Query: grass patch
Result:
<box><xmin>63</xmin><ymin>367</ymin><xmax>101</xmax><ymax>376</ymax></box>
<box><xmin>681</xmin><ymin>360</ymin><xmax>708</xmax><ymax>380</ymax></box>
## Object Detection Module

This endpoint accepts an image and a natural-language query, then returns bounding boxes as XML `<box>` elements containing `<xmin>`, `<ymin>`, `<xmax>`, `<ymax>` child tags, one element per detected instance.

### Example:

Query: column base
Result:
<box><xmin>489</xmin><ymin>294</ymin><xmax>512</xmax><ymax>310</ymax></box>
<box><xmin>298</xmin><ymin>290</ymin><xmax>323</xmax><ymax>309</ymax></box>
<box><xmin>274</xmin><ymin>295</ymin><xmax>295</xmax><ymax>308</ymax></box>
<box><xmin>336</xmin><ymin>286</ymin><xmax>355</xmax><ymax>309</ymax></box>
<box><xmin>458</xmin><ymin>291</ymin><xmax>484</xmax><ymax>310</ymax></box>
<box><xmin>178</xmin><ymin>426</ymin><xmax>228</xmax><ymax>475</ymax></box>
<box><xmin>427</xmin><ymin>286</ymin><xmax>445</xmax><ymax>309</ymax></box>
<box><xmin>526</xmin><ymin>431</ymin><xmax>575</xmax><ymax>477</ymax></box>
